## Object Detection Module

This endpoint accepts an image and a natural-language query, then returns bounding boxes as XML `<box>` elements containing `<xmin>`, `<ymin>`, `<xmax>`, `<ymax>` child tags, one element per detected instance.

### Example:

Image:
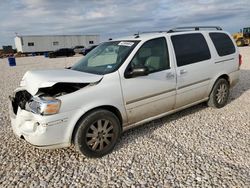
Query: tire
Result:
<box><xmin>74</xmin><ymin>109</ymin><xmax>121</xmax><ymax>158</ymax></box>
<box><xmin>207</xmin><ymin>78</ymin><xmax>230</xmax><ymax>108</ymax></box>
<box><xmin>49</xmin><ymin>54</ymin><xmax>56</xmax><ymax>58</ymax></box>
<box><xmin>236</xmin><ymin>39</ymin><xmax>244</xmax><ymax>47</ymax></box>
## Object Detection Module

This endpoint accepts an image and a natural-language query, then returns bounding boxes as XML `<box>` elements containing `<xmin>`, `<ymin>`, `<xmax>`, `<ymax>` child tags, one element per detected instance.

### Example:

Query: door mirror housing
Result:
<box><xmin>125</xmin><ymin>66</ymin><xmax>149</xmax><ymax>78</ymax></box>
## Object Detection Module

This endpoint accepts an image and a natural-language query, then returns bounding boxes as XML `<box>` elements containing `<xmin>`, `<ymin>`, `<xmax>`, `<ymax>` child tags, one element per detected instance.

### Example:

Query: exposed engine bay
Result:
<box><xmin>11</xmin><ymin>90</ymin><xmax>32</xmax><ymax>114</ymax></box>
<box><xmin>37</xmin><ymin>82</ymin><xmax>88</xmax><ymax>97</ymax></box>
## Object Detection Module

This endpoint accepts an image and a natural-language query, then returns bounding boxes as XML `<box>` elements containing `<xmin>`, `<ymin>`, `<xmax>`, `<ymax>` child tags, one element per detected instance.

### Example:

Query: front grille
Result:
<box><xmin>11</xmin><ymin>90</ymin><xmax>32</xmax><ymax>115</ymax></box>
<box><xmin>12</xmin><ymin>100</ymin><xmax>18</xmax><ymax>115</ymax></box>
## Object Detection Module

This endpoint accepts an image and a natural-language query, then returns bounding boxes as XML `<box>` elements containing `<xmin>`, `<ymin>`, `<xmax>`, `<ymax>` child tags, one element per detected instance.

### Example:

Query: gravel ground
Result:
<box><xmin>0</xmin><ymin>48</ymin><xmax>250</xmax><ymax>187</ymax></box>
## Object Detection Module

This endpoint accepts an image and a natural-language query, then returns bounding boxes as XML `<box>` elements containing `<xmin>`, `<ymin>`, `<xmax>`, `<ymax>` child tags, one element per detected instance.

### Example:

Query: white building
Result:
<box><xmin>14</xmin><ymin>35</ymin><xmax>100</xmax><ymax>53</ymax></box>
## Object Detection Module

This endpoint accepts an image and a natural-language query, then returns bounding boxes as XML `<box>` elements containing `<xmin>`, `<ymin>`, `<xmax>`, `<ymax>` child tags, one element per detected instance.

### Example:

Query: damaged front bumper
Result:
<box><xmin>9</xmin><ymin>92</ymin><xmax>77</xmax><ymax>149</ymax></box>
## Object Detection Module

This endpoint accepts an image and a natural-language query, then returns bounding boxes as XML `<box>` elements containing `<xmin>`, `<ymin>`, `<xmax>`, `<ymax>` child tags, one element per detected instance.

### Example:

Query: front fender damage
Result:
<box><xmin>10</xmin><ymin>80</ymin><xmax>101</xmax><ymax>115</ymax></box>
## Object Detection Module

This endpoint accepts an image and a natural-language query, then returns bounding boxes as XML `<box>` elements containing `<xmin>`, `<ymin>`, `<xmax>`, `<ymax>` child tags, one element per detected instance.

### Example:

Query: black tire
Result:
<box><xmin>207</xmin><ymin>78</ymin><xmax>230</xmax><ymax>108</ymax></box>
<box><xmin>236</xmin><ymin>39</ymin><xmax>244</xmax><ymax>47</ymax></box>
<box><xmin>74</xmin><ymin>109</ymin><xmax>121</xmax><ymax>158</ymax></box>
<box><xmin>49</xmin><ymin>54</ymin><xmax>56</xmax><ymax>58</ymax></box>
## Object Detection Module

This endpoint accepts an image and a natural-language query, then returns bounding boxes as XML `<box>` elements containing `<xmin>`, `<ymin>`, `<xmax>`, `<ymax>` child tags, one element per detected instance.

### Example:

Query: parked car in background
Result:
<box><xmin>73</xmin><ymin>45</ymin><xmax>85</xmax><ymax>53</ymax></box>
<box><xmin>9</xmin><ymin>26</ymin><xmax>240</xmax><ymax>158</ymax></box>
<box><xmin>80</xmin><ymin>45</ymin><xmax>98</xmax><ymax>55</ymax></box>
<box><xmin>49</xmin><ymin>48</ymin><xmax>75</xmax><ymax>58</ymax></box>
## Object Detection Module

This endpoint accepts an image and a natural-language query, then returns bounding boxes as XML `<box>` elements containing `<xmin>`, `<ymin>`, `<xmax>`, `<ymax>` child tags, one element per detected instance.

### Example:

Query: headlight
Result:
<box><xmin>28</xmin><ymin>97</ymin><xmax>61</xmax><ymax>115</ymax></box>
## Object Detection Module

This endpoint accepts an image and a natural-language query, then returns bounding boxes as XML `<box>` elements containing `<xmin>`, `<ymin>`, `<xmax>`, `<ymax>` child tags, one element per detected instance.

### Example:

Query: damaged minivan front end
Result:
<box><xmin>9</xmin><ymin>69</ymin><xmax>103</xmax><ymax>148</ymax></box>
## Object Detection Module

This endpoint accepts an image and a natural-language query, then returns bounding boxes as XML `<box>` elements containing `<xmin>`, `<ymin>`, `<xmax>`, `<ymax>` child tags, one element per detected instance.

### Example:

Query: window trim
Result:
<box><xmin>124</xmin><ymin>37</ymin><xmax>170</xmax><ymax>78</ymax></box>
<box><xmin>171</xmin><ymin>33</ymin><xmax>211</xmax><ymax>67</ymax></box>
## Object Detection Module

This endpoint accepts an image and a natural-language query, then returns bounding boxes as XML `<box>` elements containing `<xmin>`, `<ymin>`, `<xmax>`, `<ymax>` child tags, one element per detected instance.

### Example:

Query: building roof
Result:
<box><xmin>16</xmin><ymin>34</ymin><xmax>99</xmax><ymax>38</ymax></box>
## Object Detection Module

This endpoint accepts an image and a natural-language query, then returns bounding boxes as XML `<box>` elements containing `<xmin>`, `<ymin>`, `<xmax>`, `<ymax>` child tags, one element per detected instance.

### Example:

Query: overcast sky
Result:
<box><xmin>0</xmin><ymin>0</ymin><xmax>249</xmax><ymax>47</ymax></box>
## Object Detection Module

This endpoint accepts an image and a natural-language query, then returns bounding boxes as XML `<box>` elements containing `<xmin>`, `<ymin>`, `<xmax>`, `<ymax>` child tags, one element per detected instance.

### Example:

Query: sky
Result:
<box><xmin>0</xmin><ymin>0</ymin><xmax>249</xmax><ymax>47</ymax></box>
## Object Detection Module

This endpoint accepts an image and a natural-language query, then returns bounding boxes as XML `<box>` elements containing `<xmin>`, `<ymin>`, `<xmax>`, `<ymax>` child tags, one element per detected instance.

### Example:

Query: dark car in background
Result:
<box><xmin>49</xmin><ymin>48</ymin><xmax>75</xmax><ymax>58</ymax></box>
<box><xmin>80</xmin><ymin>45</ymin><xmax>98</xmax><ymax>56</ymax></box>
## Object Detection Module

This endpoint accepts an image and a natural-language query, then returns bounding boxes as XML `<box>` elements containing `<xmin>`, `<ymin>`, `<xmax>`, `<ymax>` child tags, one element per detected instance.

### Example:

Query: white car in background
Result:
<box><xmin>9</xmin><ymin>26</ymin><xmax>240</xmax><ymax>158</ymax></box>
<box><xmin>73</xmin><ymin>45</ymin><xmax>85</xmax><ymax>54</ymax></box>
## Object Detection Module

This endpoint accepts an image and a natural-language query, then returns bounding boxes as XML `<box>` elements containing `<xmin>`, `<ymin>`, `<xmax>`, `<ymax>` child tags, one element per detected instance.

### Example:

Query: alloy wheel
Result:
<box><xmin>216</xmin><ymin>84</ymin><xmax>228</xmax><ymax>104</ymax></box>
<box><xmin>86</xmin><ymin>119</ymin><xmax>114</xmax><ymax>151</ymax></box>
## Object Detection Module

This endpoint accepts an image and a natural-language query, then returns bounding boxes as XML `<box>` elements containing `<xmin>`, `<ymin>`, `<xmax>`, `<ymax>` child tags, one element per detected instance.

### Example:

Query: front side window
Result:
<box><xmin>171</xmin><ymin>33</ymin><xmax>211</xmax><ymax>67</ymax></box>
<box><xmin>209</xmin><ymin>33</ymin><xmax>236</xmax><ymax>56</ymax></box>
<box><xmin>129</xmin><ymin>37</ymin><xmax>169</xmax><ymax>73</ymax></box>
<box><xmin>71</xmin><ymin>41</ymin><xmax>139</xmax><ymax>75</ymax></box>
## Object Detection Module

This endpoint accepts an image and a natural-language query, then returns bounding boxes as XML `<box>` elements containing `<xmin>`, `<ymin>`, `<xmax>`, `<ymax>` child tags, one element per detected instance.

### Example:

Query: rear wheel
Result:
<box><xmin>74</xmin><ymin>109</ymin><xmax>121</xmax><ymax>158</ymax></box>
<box><xmin>207</xmin><ymin>78</ymin><xmax>230</xmax><ymax>108</ymax></box>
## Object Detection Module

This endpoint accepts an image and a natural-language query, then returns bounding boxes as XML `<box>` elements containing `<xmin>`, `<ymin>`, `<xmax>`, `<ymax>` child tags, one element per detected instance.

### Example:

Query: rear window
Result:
<box><xmin>171</xmin><ymin>33</ymin><xmax>211</xmax><ymax>67</ymax></box>
<box><xmin>209</xmin><ymin>33</ymin><xmax>235</xmax><ymax>56</ymax></box>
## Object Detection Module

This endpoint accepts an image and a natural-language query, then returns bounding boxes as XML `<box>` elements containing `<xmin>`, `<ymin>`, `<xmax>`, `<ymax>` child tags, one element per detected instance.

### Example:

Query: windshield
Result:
<box><xmin>71</xmin><ymin>41</ymin><xmax>139</xmax><ymax>75</ymax></box>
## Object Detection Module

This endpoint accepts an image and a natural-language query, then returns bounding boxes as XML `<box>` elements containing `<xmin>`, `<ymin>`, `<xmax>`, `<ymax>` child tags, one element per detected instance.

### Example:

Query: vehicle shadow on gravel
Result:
<box><xmin>116</xmin><ymin>69</ymin><xmax>250</xmax><ymax>152</ymax></box>
<box><xmin>116</xmin><ymin>103</ymin><xmax>207</xmax><ymax>151</ymax></box>
<box><xmin>229</xmin><ymin>70</ymin><xmax>250</xmax><ymax>103</ymax></box>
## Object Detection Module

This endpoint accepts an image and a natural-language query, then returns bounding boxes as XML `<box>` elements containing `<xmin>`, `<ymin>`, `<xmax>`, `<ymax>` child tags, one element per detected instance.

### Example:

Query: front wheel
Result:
<box><xmin>207</xmin><ymin>78</ymin><xmax>230</xmax><ymax>108</ymax></box>
<box><xmin>236</xmin><ymin>39</ymin><xmax>244</xmax><ymax>47</ymax></box>
<box><xmin>74</xmin><ymin>109</ymin><xmax>121</xmax><ymax>158</ymax></box>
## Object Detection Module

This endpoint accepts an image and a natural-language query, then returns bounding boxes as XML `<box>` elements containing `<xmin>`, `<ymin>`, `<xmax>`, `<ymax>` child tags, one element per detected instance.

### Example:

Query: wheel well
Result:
<box><xmin>217</xmin><ymin>74</ymin><xmax>230</xmax><ymax>84</ymax></box>
<box><xmin>209</xmin><ymin>74</ymin><xmax>230</xmax><ymax>97</ymax></box>
<box><xmin>71</xmin><ymin>105</ymin><xmax>123</xmax><ymax>143</ymax></box>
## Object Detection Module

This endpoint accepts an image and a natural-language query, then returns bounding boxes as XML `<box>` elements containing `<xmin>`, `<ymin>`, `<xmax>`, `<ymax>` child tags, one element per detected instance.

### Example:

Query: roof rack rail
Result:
<box><xmin>133</xmin><ymin>31</ymin><xmax>165</xmax><ymax>36</ymax></box>
<box><xmin>133</xmin><ymin>31</ymin><xmax>167</xmax><ymax>38</ymax></box>
<box><xmin>140</xmin><ymin>31</ymin><xmax>165</xmax><ymax>34</ymax></box>
<box><xmin>167</xmin><ymin>26</ymin><xmax>222</xmax><ymax>33</ymax></box>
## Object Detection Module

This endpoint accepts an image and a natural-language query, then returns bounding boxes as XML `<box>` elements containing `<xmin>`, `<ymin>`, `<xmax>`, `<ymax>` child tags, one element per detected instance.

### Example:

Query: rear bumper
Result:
<box><xmin>9</xmin><ymin>99</ymin><xmax>77</xmax><ymax>149</ymax></box>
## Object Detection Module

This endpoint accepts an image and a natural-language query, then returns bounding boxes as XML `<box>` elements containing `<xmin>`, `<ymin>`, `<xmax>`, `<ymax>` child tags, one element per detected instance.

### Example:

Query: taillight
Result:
<box><xmin>239</xmin><ymin>54</ymin><xmax>242</xmax><ymax>68</ymax></box>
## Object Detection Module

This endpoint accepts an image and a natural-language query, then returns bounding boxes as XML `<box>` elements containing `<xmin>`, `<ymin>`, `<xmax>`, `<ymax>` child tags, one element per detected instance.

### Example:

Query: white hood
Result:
<box><xmin>20</xmin><ymin>69</ymin><xmax>103</xmax><ymax>95</ymax></box>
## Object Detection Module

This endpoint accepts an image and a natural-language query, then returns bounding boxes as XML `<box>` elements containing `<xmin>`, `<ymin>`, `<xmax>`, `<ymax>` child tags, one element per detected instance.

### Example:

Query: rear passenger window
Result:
<box><xmin>209</xmin><ymin>33</ymin><xmax>236</xmax><ymax>56</ymax></box>
<box><xmin>171</xmin><ymin>33</ymin><xmax>211</xmax><ymax>67</ymax></box>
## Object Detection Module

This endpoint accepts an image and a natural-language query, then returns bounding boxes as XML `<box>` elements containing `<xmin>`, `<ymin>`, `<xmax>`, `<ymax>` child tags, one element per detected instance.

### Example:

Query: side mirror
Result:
<box><xmin>125</xmin><ymin>66</ymin><xmax>149</xmax><ymax>78</ymax></box>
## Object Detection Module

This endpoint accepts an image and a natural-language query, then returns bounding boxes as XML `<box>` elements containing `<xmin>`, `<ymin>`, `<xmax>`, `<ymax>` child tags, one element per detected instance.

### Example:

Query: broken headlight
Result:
<box><xmin>28</xmin><ymin>97</ymin><xmax>61</xmax><ymax>115</ymax></box>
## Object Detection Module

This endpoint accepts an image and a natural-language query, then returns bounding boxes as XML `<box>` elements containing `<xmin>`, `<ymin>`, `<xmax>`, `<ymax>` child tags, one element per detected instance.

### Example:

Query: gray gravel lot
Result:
<box><xmin>1</xmin><ymin>48</ymin><xmax>250</xmax><ymax>187</ymax></box>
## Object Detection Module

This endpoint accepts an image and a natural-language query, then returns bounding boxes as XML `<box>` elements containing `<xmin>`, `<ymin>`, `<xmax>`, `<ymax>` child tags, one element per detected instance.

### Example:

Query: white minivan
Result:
<box><xmin>10</xmin><ymin>27</ymin><xmax>241</xmax><ymax>157</ymax></box>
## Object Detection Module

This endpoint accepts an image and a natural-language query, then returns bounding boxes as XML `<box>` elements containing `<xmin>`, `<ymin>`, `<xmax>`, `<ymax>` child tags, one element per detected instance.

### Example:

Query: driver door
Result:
<box><xmin>120</xmin><ymin>37</ymin><xmax>177</xmax><ymax>124</ymax></box>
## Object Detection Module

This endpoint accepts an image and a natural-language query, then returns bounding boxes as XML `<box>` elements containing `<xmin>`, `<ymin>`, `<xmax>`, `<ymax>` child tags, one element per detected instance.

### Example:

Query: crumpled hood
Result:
<box><xmin>20</xmin><ymin>69</ymin><xmax>103</xmax><ymax>95</ymax></box>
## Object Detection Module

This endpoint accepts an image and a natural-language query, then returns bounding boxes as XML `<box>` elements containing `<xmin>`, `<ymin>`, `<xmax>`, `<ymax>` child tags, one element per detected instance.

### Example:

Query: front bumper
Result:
<box><xmin>9</xmin><ymin>99</ymin><xmax>76</xmax><ymax>149</ymax></box>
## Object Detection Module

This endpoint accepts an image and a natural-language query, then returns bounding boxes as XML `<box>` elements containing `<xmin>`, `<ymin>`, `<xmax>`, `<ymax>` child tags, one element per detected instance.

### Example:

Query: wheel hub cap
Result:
<box><xmin>86</xmin><ymin>119</ymin><xmax>114</xmax><ymax>151</ymax></box>
<box><xmin>216</xmin><ymin>84</ymin><xmax>227</xmax><ymax>104</ymax></box>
